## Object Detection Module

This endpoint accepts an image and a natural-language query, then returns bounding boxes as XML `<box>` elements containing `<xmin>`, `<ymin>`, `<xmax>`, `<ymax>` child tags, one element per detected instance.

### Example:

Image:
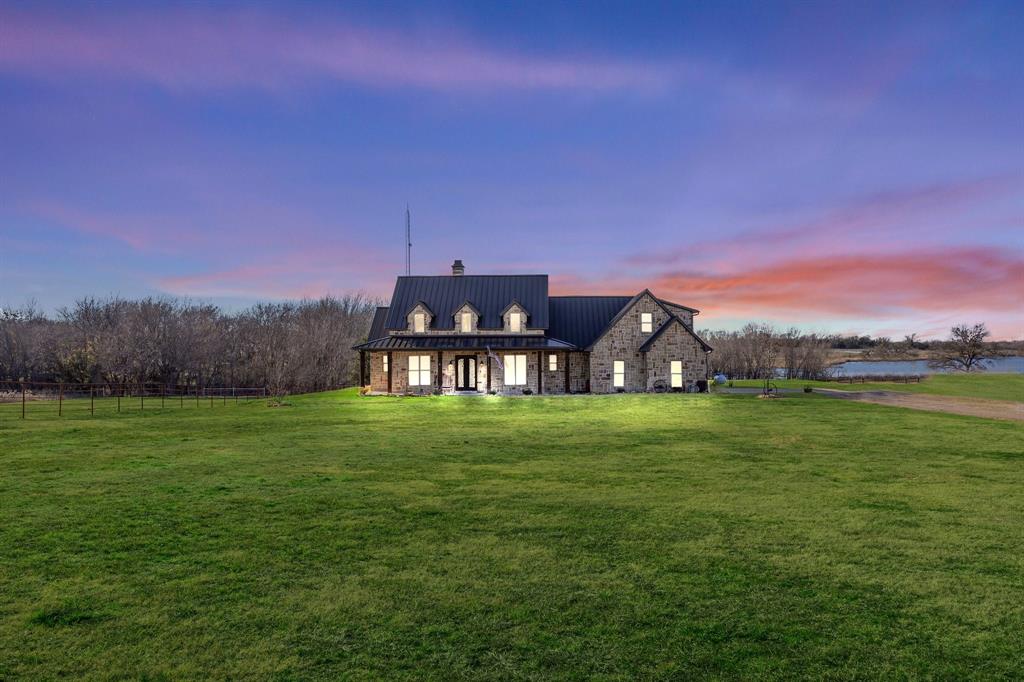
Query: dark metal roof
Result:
<box><xmin>638</xmin><ymin>316</ymin><xmax>713</xmax><ymax>352</ymax></box>
<box><xmin>384</xmin><ymin>275</ymin><xmax>549</xmax><ymax>331</ymax></box>
<box><xmin>354</xmin><ymin>335</ymin><xmax>573</xmax><ymax>351</ymax></box>
<box><xmin>658</xmin><ymin>297</ymin><xmax>700</xmax><ymax>314</ymax></box>
<box><xmin>547</xmin><ymin>296</ymin><xmax>633</xmax><ymax>349</ymax></box>
<box><xmin>367</xmin><ymin>306</ymin><xmax>389</xmax><ymax>341</ymax></box>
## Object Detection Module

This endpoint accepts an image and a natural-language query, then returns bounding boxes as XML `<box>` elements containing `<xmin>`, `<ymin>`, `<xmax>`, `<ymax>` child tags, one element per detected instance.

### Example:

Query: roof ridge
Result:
<box><xmin>396</xmin><ymin>274</ymin><xmax>548</xmax><ymax>278</ymax></box>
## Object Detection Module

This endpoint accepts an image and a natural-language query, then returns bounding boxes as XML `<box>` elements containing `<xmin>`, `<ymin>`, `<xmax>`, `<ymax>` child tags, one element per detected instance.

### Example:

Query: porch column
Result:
<box><xmin>537</xmin><ymin>351</ymin><xmax>543</xmax><ymax>394</ymax></box>
<box><xmin>437</xmin><ymin>351</ymin><xmax>443</xmax><ymax>391</ymax></box>
<box><xmin>359</xmin><ymin>350</ymin><xmax>366</xmax><ymax>386</ymax></box>
<box><xmin>486</xmin><ymin>354</ymin><xmax>492</xmax><ymax>392</ymax></box>
<box><xmin>564</xmin><ymin>352</ymin><xmax>570</xmax><ymax>393</ymax></box>
<box><xmin>386</xmin><ymin>351</ymin><xmax>392</xmax><ymax>394</ymax></box>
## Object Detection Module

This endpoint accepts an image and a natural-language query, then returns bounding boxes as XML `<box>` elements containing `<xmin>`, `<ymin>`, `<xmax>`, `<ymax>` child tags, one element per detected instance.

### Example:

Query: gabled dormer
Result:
<box><xmin>453</xmin><ymin>301</ymin><xmax>481</xmax><ymax>333</ymax></box>
<box><xmin>502</xmin><ymin>300</ymin><xmax>529</xmax><ymax>333</ymax></box>
<box><xmin>406</xmin><ymin>301</ymin><xmax>433</xmax><ymax>333</ymax></box>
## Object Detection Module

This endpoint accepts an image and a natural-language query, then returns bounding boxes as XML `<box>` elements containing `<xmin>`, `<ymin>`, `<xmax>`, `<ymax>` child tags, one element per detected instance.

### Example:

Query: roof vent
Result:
<box><xmin>451</xmin><ymin>259</ymin><xmax>465</xmax><ymax>276</ymax></box>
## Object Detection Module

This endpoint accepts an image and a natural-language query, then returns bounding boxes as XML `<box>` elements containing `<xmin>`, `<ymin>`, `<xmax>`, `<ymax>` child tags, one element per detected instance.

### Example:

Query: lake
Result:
<box><xmin>829</xmin><ymin>356</ymin><xmax>1024</xmax><ymax>376</ymax></box>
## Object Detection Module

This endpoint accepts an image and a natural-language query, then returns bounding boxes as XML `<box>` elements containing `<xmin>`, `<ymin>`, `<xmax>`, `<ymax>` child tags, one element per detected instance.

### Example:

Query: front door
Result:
<box><xmin>455</xmin><ymin>355</ymin><xmax>477</xmax><ymax>391</ymax></box>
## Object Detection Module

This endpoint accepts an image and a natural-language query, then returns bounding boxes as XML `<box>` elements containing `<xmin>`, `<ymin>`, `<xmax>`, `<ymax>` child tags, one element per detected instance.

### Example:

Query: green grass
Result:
<box><xmin>2</xmin><ymin>389</ymin><xmax>1023</xmax><ymax>679</ymax></box>
<box><xmin>726</xmin><ymin>373</ymin><xmax>1024</xmax><ymax>401</ymax></box>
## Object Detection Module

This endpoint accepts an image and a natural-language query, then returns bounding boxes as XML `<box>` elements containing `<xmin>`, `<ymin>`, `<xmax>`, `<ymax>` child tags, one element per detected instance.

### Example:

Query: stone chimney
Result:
<box><xmin>451</xmin><ymin>259</ymin><xmax>465</xmax><ymax>276</ymax></box>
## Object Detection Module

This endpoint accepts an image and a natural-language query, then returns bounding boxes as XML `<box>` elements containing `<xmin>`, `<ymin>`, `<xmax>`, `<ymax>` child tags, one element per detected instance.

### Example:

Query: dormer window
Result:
<box><xmin>414</xmin><ymin>313</ymin><xmax>425</xmax><ymax>333</ymax></box>
<box><xmin>501</xmin><ymin>301</ymin><xmax>528</xmax><ymax>333</ymax></box>
<box><xmin>641</xmin><ymin>312</ymin><xmax>653</xmax><ymax>333</ymax></box>
<box><xmin>461</xmin><ymin>312</ymin><xmax>472</xmax><ymax>332</ymax></box>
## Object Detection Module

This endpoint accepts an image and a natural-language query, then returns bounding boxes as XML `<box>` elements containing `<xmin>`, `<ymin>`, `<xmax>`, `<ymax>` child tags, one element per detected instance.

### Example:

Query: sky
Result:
<box><xmin>1</xmin><ymin>0</ymin><xmax>1022</xmax><ymax>339</ymax></box>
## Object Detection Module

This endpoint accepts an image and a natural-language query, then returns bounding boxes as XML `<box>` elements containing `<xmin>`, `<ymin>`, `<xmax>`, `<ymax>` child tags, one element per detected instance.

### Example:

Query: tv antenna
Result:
<box><xmin>404</xmin><ymin>204</ymin><xmax>412</xmax><ymax>276</ymax></box>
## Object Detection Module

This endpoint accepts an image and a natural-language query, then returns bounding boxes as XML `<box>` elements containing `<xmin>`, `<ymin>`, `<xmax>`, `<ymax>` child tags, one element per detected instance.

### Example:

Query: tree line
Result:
<box><xmin>703</xmin><ymin>324</ymin><xmax>832</xmax><ymax>380</ymax></box>
<box><xmin>0</xmin><ymin>295</ymin><xmax>378</xmax><ymax>394</ymax></box>
<box><xmin>702</xmin><ymin>322</ymin><xmax>1009</xmax><ymax>379</ymax></box>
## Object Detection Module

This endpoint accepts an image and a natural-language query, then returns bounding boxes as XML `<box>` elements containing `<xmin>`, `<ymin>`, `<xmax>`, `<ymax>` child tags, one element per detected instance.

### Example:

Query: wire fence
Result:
<box><xmin>0</xmin><ymin>381</ymin><xmax>268</xmax><ymax>419</ymax></box>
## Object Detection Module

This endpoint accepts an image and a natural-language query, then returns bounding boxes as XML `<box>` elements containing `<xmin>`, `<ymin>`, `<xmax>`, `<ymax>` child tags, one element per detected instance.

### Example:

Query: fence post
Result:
<box><xmin>91</xmin><ymin>386</ymin><xmax>95</xmax><ymax>416</ymax></box>
<box><xmin>21</xmin><ymin>382</ymin><xmax>26</xmax><ymax>419</ymax></box>
<box><xmin>196</xmin><ymin>385</ymin><xmax>200</xmax><ymax>407</ymax></box>
<box><xmin>162</xmin><ymin>386</ymin><xmax>165</xmax><ymax>409</ymax></box>
<box><xmin>180</xmin><ymin>388</ymin><xmax>184</xmax><ymax>408</ymax></box>
<box><xmin>58</xmin><ymin>383</ymin><xmax>63</xmax><ymax>417</ymax></box>
<box><xmin>141</xmin><ymin>384</ymin><xmax>144</xmax><ymax>411</ymax></box>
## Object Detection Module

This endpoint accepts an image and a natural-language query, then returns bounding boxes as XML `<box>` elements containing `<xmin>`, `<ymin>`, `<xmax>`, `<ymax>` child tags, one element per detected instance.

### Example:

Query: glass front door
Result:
<box><xmin>455</xmin><ymin>356</ymin><xmax>477</xmax><ymax>390</ymax></box>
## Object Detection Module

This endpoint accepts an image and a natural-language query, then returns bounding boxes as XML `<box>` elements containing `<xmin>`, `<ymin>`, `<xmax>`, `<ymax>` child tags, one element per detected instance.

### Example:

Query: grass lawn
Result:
<box><xmin>727</xmin><ymin>372</ymin><xmax>1024</xmax><ymax>402</ymax></box>
<box><xmin>2</xmin><ymin>389</ymin><xmax>1023</xmax><ymax>679</ymax></box>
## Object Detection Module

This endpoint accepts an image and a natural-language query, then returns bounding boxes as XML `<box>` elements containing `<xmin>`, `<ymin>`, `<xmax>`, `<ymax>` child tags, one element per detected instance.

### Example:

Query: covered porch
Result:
<box><xmin>356</xmin><ymin>336</ymin><xmax>582</xmax><ymax>395</ymax></box>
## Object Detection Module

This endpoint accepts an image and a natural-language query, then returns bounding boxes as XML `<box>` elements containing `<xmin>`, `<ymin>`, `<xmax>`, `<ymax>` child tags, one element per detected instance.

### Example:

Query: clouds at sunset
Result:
<box><xmin>1</xmin><ymin>2</ymin><xmax>1021</xmax><ymax>339</ymax></box>
<box><xmin>0</xmin><ymin>6</ymin><xmax>669</xmax><ymax>94</ymax></box>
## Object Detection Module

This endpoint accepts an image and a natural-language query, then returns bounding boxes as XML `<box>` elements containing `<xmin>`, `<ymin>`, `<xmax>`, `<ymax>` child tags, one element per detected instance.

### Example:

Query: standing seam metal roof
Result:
<box><xmin>546</xmin><ymin>296</ymin><xmax>634</xmax><ymax>349</ymax></box>
<box><xmin>384</xmin><ymin>275</ymin><xmax>549</xmax><ymax>331</ymax></box>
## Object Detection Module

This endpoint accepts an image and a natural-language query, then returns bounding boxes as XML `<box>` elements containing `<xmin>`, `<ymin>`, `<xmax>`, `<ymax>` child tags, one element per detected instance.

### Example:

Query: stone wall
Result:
<box><xmin>369</xmin><ymin>350</ymin><xmax>440</xmax><ymax>395</ymax></box>
<box><xmin>642</xmin><ymin>321</ymin><xmax>708</xmax><ymax>391</ymax></box>
<box><xmin>662</xmin><ymin>303</ymin><xmax>695</xmax><ymax>327</ymax></box>
<box><xmin>589</xmin><ymin>293</ymin><xmax>674</xmax><ymax>393</ymax></box>
<box><xmin>489</xmin><ymin>350</ymin><xmax>541</xmax><ymax>395</ymax></box>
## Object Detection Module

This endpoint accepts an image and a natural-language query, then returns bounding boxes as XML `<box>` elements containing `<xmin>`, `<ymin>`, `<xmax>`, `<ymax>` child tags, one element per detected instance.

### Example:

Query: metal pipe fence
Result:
<box><xmin>0</xmin><ymin>381</ymin><xmax>267</xmax><ymax>419</ymax></box>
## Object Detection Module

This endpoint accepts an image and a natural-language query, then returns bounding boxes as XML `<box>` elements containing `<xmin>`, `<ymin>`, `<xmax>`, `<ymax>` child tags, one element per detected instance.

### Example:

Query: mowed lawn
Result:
<box><xmin>2</xmin><ymin>389</ymin><xmax>1023</xmax><ymax>679</ymax></box>
<box><xmin>729</xmin><ymin>372</ymin><xmax>1024</xmax><ymax>401</ymax></box>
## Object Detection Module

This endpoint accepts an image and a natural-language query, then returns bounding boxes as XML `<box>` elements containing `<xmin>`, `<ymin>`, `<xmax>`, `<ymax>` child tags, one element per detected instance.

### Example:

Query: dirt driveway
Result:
<box><xmin>816</xmin><ymin>389</ymin><xmax>1024</xmax><ymax>421</ymax></box>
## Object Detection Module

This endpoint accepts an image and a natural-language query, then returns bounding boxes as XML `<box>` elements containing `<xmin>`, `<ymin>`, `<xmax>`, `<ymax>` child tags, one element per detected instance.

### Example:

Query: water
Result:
<box><xmin>829</xmin><ymin>356</ymin><xmax>1024</xmax><ymax>377</ymax></box>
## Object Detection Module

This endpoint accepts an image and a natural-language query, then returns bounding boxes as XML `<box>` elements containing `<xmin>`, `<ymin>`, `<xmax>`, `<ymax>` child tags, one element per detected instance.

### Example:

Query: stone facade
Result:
<box><xmin>643</xmin><ymin>320</ymin><xmax>708</xmax><ymax>391</ymax></box>
<box><xmin>360</xmin><ymin>279</ymin><xmax>709</xmax><ymax>395</ymax></box>
<box><xmin>589</xmin><ymin>293</ymin><xmax>672</xmax><ymax>393</ymax></box>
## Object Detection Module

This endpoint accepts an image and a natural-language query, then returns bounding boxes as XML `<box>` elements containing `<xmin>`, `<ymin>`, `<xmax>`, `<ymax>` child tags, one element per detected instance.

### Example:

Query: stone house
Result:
<box><xmin>355</xmin><ymin>260</ymin><xmax>712</xmax><ymax>395</ymax></box>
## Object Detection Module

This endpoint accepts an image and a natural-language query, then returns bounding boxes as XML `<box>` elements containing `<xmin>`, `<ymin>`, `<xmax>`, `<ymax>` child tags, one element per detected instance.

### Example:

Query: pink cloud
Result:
<box><xmin>556</xmin><ymin>247</ymin><xmax>1024</xmax><ymax>339</ymax></box>
<box><xmin>0</xmin><ymin>7</ymin><xmax>671</xmax><ymax>94</ymax></box>
<box><xmin>629</xmin><ymin>174</ymin><xmax>1022</xmax><ymax>268</ymax></box>
<box><xmin>156</xmin><ymin>247</ymin><xmax>396</xmax><ymax>300</ymax></box>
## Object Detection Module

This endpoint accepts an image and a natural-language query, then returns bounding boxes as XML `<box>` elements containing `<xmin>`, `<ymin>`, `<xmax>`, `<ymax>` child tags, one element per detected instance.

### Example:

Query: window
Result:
<box><xmin>383</xmin><ymin>354</ymin><xmax>389</xmax><ymax>373</ymax></box>
<box><xmin>408</xmin><ymin>355</ymin><xmax>431</xmax><ymax>386</ymax></box>
<box><xmin>613</xmin><ymin>360</ymin><xmax>625</xmax><ymax>388</ymax></box>
<box><xmin>641</xmin><ymin>312</ymin><xmax>653</xmax><ymax>333</ymax></box>
<box><xmin>413</xmin><ymin>313</ymin><xmax>425</xmax><ymax>333</ymax></box>
<box><xmin>504</xmin><ymin>354</ymin><xmax>527</xmax><ymax>386</ymax></box>
<box><xmin>509</xmin><ymin>311</ymin><xmax>523</xmax><ymax>332</ymax></box>
<box><xmin>461</xmin><ymin>311</ymin><xmax>472</xmax><ymax>332</ymax></box>
<box><xmin>549</xmin><ymin>353</ymin><xmax>557</xmax><ymax>371</ymax></box>
<box><xmin>670</xmin><ymin>360</ymin><xmax>683</xmax><ymax>388</ymax></box>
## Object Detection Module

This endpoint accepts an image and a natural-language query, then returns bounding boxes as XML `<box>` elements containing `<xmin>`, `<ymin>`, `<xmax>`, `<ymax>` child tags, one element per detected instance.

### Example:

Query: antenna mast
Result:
<box><xmin>405</xmin><ymin>205</ymin><xmax>412</xmax><ymax>276</ymax></box>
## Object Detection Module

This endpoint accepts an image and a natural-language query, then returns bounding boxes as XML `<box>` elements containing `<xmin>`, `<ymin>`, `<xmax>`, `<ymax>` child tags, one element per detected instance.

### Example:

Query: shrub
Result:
<box><xmin>522</xmin><ymin>388</ymin><xmax>533</xmax><ymax>395</ymax></box>
<box><xmin>804</xmin><ymin>386</ymin><xmax>813</xmax><ymax>393</ymax></box>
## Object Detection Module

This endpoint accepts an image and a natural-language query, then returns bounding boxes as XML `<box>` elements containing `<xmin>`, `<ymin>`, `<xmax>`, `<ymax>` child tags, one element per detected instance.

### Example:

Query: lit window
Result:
<box><xmin>461</xmin><ymin>311</ymin><xmax>472</xmax><ymax>332</ymax></box>
<box><xmin>509</xmin><ymin>311</ymin><xmax>522</xmax><ymax>332</ymax></box>
<box><xmin>504</xmin><ymin>354</ymin><xmax>528</xmax><ymax>386</ymax></box>
<box><xmin>671</xmin><ymin>361</ymin><xmax>683</xmax><ymax>388</ymax></box>
<box><xmin>613</xmin><ymin>360</ymin><xmax>625</xmax><ymax>388</ymax></box>
<box><xmin>383</xmin><ymin>355</ymin><xmax>389</xmax><ymax>373</ymax></box>
<box><xmin>549</xmin><ymin>353</ymin><xmax>557</xmax><ymax>371</ymax></box>
<box><xmin>413</xmin><ymin>313</ymin><xmax>425</xmax><ymax>333</ymax></box>
<box><xmin>641</xmin><ymin>312</ymin><xmax>653</xmax><ymax>333</ymax></box>
<box><xmin>408</xmin><ymin>355</ymin><xmax>431</xmax><ymax>386</ymax></box>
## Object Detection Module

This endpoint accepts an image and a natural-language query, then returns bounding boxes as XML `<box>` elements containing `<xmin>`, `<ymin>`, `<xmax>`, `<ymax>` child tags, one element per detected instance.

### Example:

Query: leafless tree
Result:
<box><xmin>0</xmin><ymin>294</ymin><xmax>378</xmax><ymax>392</ymax></box>
<box><xmin>929</xmin><ymin>323</ymin><xmax>992</xmax><ymax>372</ymax></box>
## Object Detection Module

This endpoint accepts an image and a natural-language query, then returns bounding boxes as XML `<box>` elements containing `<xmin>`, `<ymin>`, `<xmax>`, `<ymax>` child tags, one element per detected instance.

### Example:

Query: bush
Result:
<box><xmin>804</xmin><ymin>386</ymin><xmax>813</xmax><ymax>393</ymax></box>
<box><xmin>522</xmin><ymin>388</ymin><xmax>533</xmax><ymax>395</ymax></box>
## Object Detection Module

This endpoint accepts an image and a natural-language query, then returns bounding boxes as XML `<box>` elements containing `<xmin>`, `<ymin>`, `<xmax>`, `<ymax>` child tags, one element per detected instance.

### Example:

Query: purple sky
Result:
<box><xmin>1</xmin><ymin>1</ymin><xmax>1021</xmax><ymax>338</ymax></box>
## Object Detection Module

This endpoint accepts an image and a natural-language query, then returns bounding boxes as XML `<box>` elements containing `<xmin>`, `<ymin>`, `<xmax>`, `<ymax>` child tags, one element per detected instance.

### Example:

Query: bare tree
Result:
<box><xmin>929</xmin><ymin>323</ymin><xmax>992</xmax><ymax>372</ymax></box>
<box><xmin>0</xmin><ymin>294</ymin><xmax>379</xmax><ymax>393</ymax></box>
